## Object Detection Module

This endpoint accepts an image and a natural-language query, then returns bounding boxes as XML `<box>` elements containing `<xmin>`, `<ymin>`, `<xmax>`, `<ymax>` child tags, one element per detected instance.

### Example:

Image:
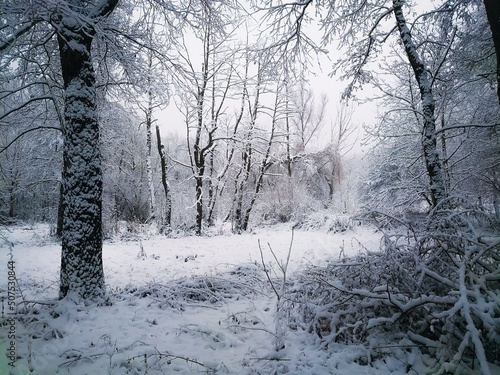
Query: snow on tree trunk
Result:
<box><xmin>233</xmin><ymin>147</ymin><xmax>251</xmax><ymax>234</ymax></box>
<box><xmin>57</xmin><ymin>18</ymin><xmax>107</xmax><ymax>301</ymax></box>
<box><xmin>155</xmin><ymin>125</ymin><xmax>171</xmax><ymax>231</ymax></box>
<box><xmin>192</xmin><ymin>63</ymin><xmax>208</xmax><ymax>236</ymax></box>
<box><xmin>145</xmin><ymin>108</ymin><xmax>156</xmax><ymax>219</ymax></box>
<box><xmin>241</xmin><ymin>91</ymin><xmax>278</xmax><ymax>231</ymax></box>
<box><xmin>393</xmin><ymin>0</ymin><xmax>447</xmax><ymax>207</ymax></box>
<box><xmin>195</xmin><ymin>174</ymin><xmax>204</xmax><ymax>236</ymax></box>
<box><xmin>207</xmin><ymin>152</ymin><xmax>216</xmax><ymax>226</ymax></box>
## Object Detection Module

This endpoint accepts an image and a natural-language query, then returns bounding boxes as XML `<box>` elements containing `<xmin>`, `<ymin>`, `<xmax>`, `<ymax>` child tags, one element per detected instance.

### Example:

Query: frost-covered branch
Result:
<box><xmin>293</xmin><ymin>205</ymin><xmax>499</xmax><ymax>371</ymax></box>
<box><xmin>0</xmin><ymin>126</ymin><xmax>62</xmax><ymax>154</ymax></box>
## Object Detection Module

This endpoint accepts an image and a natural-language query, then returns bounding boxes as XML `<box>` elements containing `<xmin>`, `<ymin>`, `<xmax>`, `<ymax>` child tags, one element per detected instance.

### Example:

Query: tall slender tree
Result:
<box><xmin>172</xmin><ymin>0</ymin><xmax>244</xmax><ymax>235</ymax></box>
<box><xmin>262</xmin><ymin>0</ymin><xmax>450</xmax><ymax>207</ymax></box>
<box><xmin>392</xmin><ymin>0</ymin><xmax>447</xmax><ymax>207</ymax></box>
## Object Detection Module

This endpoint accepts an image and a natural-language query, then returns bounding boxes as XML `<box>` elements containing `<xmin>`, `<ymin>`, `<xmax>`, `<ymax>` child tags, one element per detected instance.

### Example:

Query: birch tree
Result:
<box><xmin>392</xmin><ymin>0</ymin><xmax>447</xmax><ymax>207</ymax></box>
<box><xmin>135</xmin><ymin>50</ymin><xmax>164</xmax><ymax>224</ymax></box>
<box><xmin>259</xmin><ymin>0</ymin><xmax>477</xmax><ymax>208</ymax></box>
<box><xmin>361</xmin><ymin>1</ymin><xmax>499</xmax><ymax>211</ymax></box>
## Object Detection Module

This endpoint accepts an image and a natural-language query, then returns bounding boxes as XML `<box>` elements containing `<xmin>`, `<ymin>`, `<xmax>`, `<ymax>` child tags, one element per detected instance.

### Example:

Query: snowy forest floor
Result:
<box><xmin>1</xmin><ymin>220</ymin><xmax>499</xmax><ymax>375</ymax></box>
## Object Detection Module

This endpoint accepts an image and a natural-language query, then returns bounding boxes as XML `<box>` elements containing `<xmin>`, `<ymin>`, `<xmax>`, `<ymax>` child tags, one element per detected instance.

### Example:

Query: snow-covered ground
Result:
<box><xmin>0</xmin><ymin>222</ymin><xmax>497</xmax><ymax>374</ymax></box>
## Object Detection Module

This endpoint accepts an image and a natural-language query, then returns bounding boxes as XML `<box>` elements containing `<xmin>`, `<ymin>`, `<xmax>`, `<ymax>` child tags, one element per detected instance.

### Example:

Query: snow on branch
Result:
<box><xmin>291</xmin><ymin>206</ymin><xmax>500</xmax><ymax>371</ymax></box>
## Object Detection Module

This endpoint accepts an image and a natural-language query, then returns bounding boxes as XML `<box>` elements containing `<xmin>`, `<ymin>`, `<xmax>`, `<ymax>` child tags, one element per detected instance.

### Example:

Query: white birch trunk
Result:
<box><xmin>393</xmin><ymin>0</ymin><xmax>447</xmax><ymax>207</ymax></box>
<box><xmin>145</xmin><ymin>110</ymin><xmax>155</xmax><ymax>218</ymax></box>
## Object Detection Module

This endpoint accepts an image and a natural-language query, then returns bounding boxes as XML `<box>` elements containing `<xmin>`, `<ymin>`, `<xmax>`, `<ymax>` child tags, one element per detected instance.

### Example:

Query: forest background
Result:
<box><xmin>1</xmin><ymin>0</ymin><xmax>499</xmax><ymax>373</ymax></box>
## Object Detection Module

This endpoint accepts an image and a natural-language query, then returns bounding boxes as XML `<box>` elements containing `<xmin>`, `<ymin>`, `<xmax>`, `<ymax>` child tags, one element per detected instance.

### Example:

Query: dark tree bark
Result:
<box><xmin>233</xmin><ymin>143</ymin><xmax>252</xmax><ymax>233</ymax></box>
<box><xmin>0</xmin><ymin>0</ymin><xmax>117</xmax><ymax>300</ymax></box>
<box><xmin>232</xmin><ymin>62</ymin><xmax>261</xmax><ymax>234</ymax></box>
<box><xmin>393</xmin><ymin>0</ymin><xmax>447</xmax><ymax>208</ymax></box>
<box><xmin>194</xmin><ymin>172</ymin><xmax>204</xmax><ymax>235</ymax></box>
<box><xmin>8</xmin><ymin>174</ymin><xmax>17</xmax><ymax>218</ymax></box>
<box><xmin>57</xmin><ymin>0</ymin><xmax>118</xmax><ymax>301</ymax></box>
<box><xmin>155</xmin><ymin>124</ymin><xmax>171</xmax><ymax>232</ymax></box>
<box><xmin>484</xmin><ymin>0</ymin><xmax>500</xmax><ymax>105</ymax></box>
<box><xmin>207</xmin><ymin>151</ymin><xmax>216</xmax><ymax>227</ymax></box>
<box><xmin>191</xmin><ymin>30</ymin><xmax>210</xmax><ymax>236</ymax></box>
<box><xmin>240</xmin><ymin>91</ymin><xmax>277</xmax><ymax>232</ymax></box>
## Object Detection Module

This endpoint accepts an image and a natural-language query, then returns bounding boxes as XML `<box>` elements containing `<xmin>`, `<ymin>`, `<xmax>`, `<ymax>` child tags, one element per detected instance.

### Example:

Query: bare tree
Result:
<box><xmin>134</xmin><ymin>48</ymin><xmax>168</xmax><ymax>224</ymax></box>
<box><xmin>361</xmin><ymin>1</ymin><xmax>499</xmax><ymax>211</ymax></box>
<box><xmin>261</xmin><ymin>1</ymin><xmax>500</xmax><ymax>208</ymax></box>
<box><xmin>205</xmin><ymin>46</ymin><xmax>250</xmax><ymax>226</ymax></box>
<box><xmin>289</xmin><ymin>80</ymin><xmax>328</xmax><ymax>153</ymax></box>
<box><xmin>171</xmin><ymin>1</ymin><xmax>245</xmax><ymax>235</ymax></box>
<box><xmin>392</xmin><ymin>0</ymin><xmax>447</xmax><ymax>207</ymax></box>
<box><xmin>155</xmin><ymin>124</ymin><xmax>172</xmax><ymax>231</ymax></box>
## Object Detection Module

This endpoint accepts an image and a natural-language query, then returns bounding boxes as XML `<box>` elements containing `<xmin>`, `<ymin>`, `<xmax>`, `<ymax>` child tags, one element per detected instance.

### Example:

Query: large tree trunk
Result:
<box><xmin>393</xmin><ymin>0</ymin><xmax>447</xmax><ymax>208</ymax></box>
<box><xmin>484</xmin><ymin>0</ymin><xmax>500</xmax><ymax>106</ymax></box>
<box><xmin>57</xmin><ymin>13</ymin><xmax>109</xmax><ymax>301</ymax></box>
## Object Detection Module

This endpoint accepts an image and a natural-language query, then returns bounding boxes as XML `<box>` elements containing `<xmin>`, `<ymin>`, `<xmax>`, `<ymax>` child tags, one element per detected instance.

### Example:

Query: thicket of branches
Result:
<box><xmin>292</xmin><ymin>203</ymin><xmax>500</xmax><ymax>373</ymax></box>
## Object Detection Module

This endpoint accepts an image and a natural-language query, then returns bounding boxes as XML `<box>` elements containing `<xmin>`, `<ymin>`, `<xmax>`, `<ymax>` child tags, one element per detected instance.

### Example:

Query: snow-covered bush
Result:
<box><xmin>255</xmin><ymin>177</ymin><xmax>322</xmax><ymax>226</ymax></box>
<box><xmin>294</xmin><ymin>210</ymin><xmax>355</xmax><ymax>233</ymax></box>
<box><xmin>293</xmin><ymin>200</ymin><xmax>500</xmax><ymax>373</ymax></box>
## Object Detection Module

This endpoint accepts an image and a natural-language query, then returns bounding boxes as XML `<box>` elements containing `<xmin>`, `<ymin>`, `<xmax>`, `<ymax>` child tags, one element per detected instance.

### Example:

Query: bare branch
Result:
<box><xmin>0</xmin><ymin>20</ymin><xmax>39</xmax><ymax>52</ymax></box>
<box><xmin>0</xmin><ymin>126</ymin><xmax>62</xmax><ymax>154</ymax></box>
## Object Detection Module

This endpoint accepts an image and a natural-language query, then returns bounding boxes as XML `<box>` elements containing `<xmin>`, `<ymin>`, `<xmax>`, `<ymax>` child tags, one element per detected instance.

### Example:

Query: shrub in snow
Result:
<box><xmin>293</xmin><ymin>200</ymin><xmax>500</xmax><ymax>373</ymax></box>
<box><xmin>255</xmin><ymin>178</ymin><xmax>322</xmax><ymax>226</ymax></box>
<box><xmin>258</xmin><ymin>234</ymin><xmax>294</xmax><ymax>353</ymax></box>
<box><xmin>294</xmin><ymin>210</ymin><xmax>355</xmax><ymax>233</ymax></box>
<box><xmin>117</xmin><ymin>263</ymin><xmax>267</xmax><ymax>311</ymax></box>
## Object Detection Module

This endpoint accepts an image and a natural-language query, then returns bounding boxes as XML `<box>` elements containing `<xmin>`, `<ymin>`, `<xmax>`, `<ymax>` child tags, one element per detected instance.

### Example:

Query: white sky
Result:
<box><xmin>152</xmin><ymin>0</ymin><xmax>417</xmax><ymax>155</ymax></box>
